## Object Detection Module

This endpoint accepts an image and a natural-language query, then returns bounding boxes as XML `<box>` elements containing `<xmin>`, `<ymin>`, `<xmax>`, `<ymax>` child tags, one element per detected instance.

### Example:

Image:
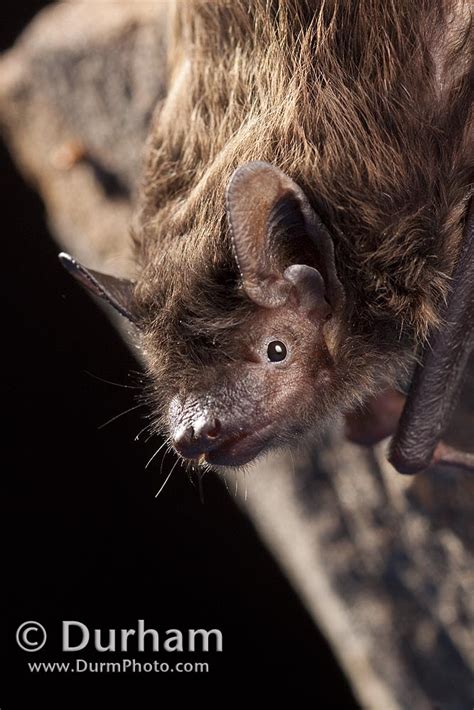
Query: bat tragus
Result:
<box><xmin>60</xmin><ymin>0</ymin><xmax>473</xmax><ymax>475</ymax></box>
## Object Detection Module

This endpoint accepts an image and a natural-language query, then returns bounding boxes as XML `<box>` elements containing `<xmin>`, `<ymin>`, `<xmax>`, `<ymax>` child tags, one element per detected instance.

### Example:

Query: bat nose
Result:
<box><xmin>172</xmin><ymin>417</ymin><xmax>222</xmax><ymax>459</ymax></box>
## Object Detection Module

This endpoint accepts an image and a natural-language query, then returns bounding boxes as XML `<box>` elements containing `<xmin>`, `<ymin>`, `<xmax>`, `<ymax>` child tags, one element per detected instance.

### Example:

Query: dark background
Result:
<box><xmin>2</xmin><ymin>2</ymin><xmax>357</xmax><ymax>705</ymax></box>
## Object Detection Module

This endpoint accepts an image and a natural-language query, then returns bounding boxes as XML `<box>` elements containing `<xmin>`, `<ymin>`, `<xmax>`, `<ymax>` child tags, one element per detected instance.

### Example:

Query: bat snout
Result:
<box><xmin>172</xmin><ymin>416</ymin><xmax>223</xmax><ymax>460</ymax></box>
<box><xmin>169</xmin><ymin>393</ymin><xmax>272</xmax><ymax>466</ymax></box>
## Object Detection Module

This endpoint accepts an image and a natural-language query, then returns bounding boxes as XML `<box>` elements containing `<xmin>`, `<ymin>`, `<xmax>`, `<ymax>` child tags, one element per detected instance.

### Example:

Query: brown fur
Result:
<box><xmin>131</xmin><ymin>0</ymin><xmax>473</xmax><ymax>441</ymax></box>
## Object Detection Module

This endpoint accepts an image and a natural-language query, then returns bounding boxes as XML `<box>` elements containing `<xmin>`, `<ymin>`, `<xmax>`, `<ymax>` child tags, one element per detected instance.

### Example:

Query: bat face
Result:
<box><xmin>165</xmin><ymin>280</ymin><xmax>337</xmax><ymax>467</ymax></box>
<box><xmin>133</xmin><ymin>162</ymin><xmax>354</xmax><ymax>467</ymax></box>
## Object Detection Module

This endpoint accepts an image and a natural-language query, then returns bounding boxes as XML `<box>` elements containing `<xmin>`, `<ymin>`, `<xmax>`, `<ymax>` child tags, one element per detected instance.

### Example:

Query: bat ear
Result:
<box><xmin>59</xmin><ymin>252</ymin><xmax>137</xmax><ymax>323</ymax></box>
<box><xmin>226</xmin><ymin>161</ymin><xmax>344</xmax><ymax>311</ymax></box>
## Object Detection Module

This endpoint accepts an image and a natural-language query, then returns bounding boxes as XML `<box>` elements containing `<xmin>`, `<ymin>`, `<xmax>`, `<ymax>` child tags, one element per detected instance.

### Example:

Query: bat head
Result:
<box><xmin>163</xmin><ymin>162</ymin><xmax>346</xmax><ymax>466</ymax></box>
<box><xmin>60</xmin><ymin>163</ymin><xmax>360</xmax><ymax>468</ymax></box>
<box><xmin>148</xmin><ymin>162</ymin><xmax>351</xmax><ymax>467</ymax></box>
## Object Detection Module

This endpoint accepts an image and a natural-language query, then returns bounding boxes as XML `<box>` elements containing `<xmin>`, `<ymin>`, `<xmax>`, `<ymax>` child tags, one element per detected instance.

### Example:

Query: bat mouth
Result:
<box><xmin>200</xmin><ymin>424</ymin><xmax>274</xmax><ymax>467</ymax></box>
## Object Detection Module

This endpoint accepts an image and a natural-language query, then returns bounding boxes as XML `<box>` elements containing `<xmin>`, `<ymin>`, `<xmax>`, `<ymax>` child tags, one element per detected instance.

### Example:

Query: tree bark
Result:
<box><xmin>1</xmin><ymin>3</ymin><xmax>472</xmax><ymax>708</ymax></box>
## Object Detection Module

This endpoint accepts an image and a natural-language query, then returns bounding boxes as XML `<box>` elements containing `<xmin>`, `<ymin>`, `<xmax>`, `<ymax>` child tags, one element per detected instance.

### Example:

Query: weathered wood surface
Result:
<box><xmin>1</xmin><ymin>3</ymin><xmax>472</xmax><ymax>708</ymax></box>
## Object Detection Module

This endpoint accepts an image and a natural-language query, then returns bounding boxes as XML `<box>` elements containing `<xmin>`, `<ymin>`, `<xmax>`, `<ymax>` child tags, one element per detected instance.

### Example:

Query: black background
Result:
<box><xmin>2</xmin><ymin>2</ymin><xmax>357</xmax><ymax>705</ymax></box>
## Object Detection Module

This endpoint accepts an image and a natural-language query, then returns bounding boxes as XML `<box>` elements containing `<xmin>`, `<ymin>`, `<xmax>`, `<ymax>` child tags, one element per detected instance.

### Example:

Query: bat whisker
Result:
<box><xmin>134</xmin><ymin>421</ymin><xmax>154</xmax><ymax>441</ymax></box>
<box><xmin>186</xmin><ymin>464</ymin><xmax>198</xmax><ymax>488</ymax></box>
<box><xmin>98</xmin><ymin>403</ymin><xmax>145</xmax><ymax>430</ymax></box>
<box><xmin>197</xmin><ymin>470</ymin><xmax>205</xmax><ymax>504</ymax></box>
<box><xmin>221</xmin><ymin>471</ymin><xmax>231</xmax><ymax>495</ymax></box>
<box><xmin>84</xmin><ymin>370</ymin><xmax>142</xmax><ymax>390</ymax></box>
<box><xmin>160</xmin><ymin>444</ymin><xmax>174</xmax><ymax>479</ymax></box>
<box><xmin>145</xmin><ymin>437</ymin><xmax>170</xmax><ymax>469</ymax></box>
<box><xmin>155</xmin><ymin>456</ymin><xmax>180</xmax><ymax>498</ymax></box>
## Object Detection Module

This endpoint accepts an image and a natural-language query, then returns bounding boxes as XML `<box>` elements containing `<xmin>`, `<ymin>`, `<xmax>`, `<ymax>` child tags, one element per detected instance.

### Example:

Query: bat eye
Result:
<box><xmin>267</xmin><ymin>340</ymin><xmax>287</xmax><ymax>362</ymax></box>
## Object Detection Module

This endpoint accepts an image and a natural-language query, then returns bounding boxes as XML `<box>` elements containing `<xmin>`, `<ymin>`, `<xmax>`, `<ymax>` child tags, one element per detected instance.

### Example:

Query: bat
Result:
<box><xmin>59</xmin><ymin>0</ymin><xmax>473</xmax><ymax>475</ymax></box>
